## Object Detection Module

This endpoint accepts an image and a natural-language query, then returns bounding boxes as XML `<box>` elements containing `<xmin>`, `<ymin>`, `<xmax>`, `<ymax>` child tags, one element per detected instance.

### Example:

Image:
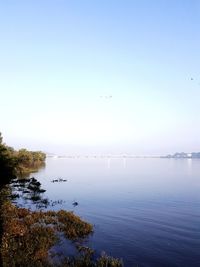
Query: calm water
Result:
<box><xmin>23</xmin><ymin>158</ymin><xmax>200</xmax><ymax>267</ymax></box>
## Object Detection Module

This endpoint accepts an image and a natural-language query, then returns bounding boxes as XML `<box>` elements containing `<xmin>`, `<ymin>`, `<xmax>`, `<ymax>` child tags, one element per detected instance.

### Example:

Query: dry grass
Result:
<box><xmin>0</xmin><ymin>201</ymin><xmax>93</xmax><ymax>267</ymax></box>
<box><xmin>0</xmin><ymin>184</ymin><xmax>123</xmax><ymax>267</ymax></box>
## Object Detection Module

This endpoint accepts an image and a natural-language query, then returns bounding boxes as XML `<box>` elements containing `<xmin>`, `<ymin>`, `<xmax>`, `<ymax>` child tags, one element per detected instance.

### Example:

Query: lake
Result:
<box><xmin>18</xmin><ymin>157</ymin><xmax>200</xmax><ymax>267</ymax></box>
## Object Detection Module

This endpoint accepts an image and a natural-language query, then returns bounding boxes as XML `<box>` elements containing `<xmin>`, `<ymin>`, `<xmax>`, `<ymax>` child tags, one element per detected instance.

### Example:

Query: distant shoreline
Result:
<box><xmin>46</xmin><ymin>154</ymin><xmax>200</xmax><ymax>159</ymax></box>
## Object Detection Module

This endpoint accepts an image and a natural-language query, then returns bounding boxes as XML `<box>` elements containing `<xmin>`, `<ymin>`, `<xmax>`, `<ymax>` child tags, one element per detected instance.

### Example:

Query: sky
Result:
<box><xmin>0</xmin><ymin>0</ymin><xmax>200</xmax><ymax>155</ymax></box>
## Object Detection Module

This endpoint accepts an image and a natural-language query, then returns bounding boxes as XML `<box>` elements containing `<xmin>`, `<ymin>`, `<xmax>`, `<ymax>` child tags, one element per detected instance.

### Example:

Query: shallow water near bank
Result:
<box><xmin>16</xmin><ymin>158</ymin><xmax>200</xmax><ymax>267</ymax></box>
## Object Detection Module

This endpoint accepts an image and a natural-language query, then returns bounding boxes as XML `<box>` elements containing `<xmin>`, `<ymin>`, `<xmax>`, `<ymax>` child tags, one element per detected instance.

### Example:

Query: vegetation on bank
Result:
<box><xmin>0</xmin><ymin>132</ymin><xmax>46</xmax><ymax>183</ymax></box>
<box><xmin>14</xmin><ymin>148</ymin><xmax>46</xmax><ymax>175</ymax></box>
<box><xmin>0</xmin><ymin>192</ymin><xmax>91</xmax><ymax>266</ymax></box>
<box><xmin>0</xmin><ymin>186</ymin><xmax>123</xmax><ymax>267</ymax></box>
<box><xmin>0</xmin><ymin>133</ymin><xmax>123</xmax><ymax>267</ymax></box>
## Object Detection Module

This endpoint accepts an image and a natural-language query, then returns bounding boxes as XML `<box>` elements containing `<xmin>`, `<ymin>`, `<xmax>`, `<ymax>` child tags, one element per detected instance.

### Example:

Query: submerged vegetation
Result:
<box><xmin>0</xmin><ymin>195</ymin><xmax>93</xmax><ymax>266</ymax></box>
<box><xmin>0</xmin><ymin>133</ymin><xmax>123</xmax><ymax>266</ymax></box>
<box><xmin>10</xmin><ymin>177</ymin><xmax>49</xmax><ymax>209</ymax></box>
<box><xmin>1</xmin><ymin>186</ymin><xmax>123</xmax><ymax>267</ymax></box>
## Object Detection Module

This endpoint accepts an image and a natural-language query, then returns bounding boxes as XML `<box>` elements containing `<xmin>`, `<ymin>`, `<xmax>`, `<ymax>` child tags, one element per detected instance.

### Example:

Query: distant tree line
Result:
<box><xmin>0</xmin><ymin>132</ymin><xmax>46</xmax><ymax>184</ymax></box>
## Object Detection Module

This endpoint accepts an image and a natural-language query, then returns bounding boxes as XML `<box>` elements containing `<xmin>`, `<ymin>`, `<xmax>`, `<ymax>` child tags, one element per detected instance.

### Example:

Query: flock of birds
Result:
<box><xmin>100</xmin><ymin>95</ymin><xmax>112</xmax><ymax>99</ymax></box>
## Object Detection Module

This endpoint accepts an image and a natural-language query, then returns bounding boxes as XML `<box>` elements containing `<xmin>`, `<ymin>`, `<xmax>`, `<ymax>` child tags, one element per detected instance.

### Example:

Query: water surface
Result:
<box><xmin>22</xmin><ymin>158</ymin><xmax>200</xmax><ymax>267</ymax></box>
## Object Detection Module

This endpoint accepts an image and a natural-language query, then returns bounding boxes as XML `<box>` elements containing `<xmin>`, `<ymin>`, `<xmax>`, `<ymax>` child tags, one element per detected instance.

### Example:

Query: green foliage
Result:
<box><xmin>0</xmin><ymin>134</ymin><xmax>17</xmax><ymax>183</ymax></box>
<box><xmin>0</xmin><ymin>133</ymin><xmax>2</xmax><ymax>144</ymax></box>
<box><xmin>0</xmin><ymin>132</ymin><xmax>46</xmax><ymax>183</ymax></box>
<box><xmin>16</xmin><ymin>149</ymin><xmax>46</xmax><ymax>174</ymax></box>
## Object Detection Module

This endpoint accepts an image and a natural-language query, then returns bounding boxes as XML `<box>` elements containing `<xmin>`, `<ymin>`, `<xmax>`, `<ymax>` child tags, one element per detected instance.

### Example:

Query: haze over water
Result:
<box><xmin>1</xmin><ymin>1</ymin><xmax>200</xmax><ymax>266</ymax></box>
<box><xmin>23</xmin><ymin>157</ymin><xmax>200</xmax><ymax>267</ymax></box>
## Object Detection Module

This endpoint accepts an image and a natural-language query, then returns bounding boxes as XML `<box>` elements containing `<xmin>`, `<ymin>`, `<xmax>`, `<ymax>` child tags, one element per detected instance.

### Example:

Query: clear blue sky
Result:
<box><xmin>0</xmin><ymin>0</ymin><xmax>200</xmax><ymax>155</ymax></box>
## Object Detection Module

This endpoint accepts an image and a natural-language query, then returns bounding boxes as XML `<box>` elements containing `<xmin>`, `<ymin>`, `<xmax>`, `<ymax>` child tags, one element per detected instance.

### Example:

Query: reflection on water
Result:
<box><xmin>123</xmin><ymin>158</ymin><xmax>127</xmax><ymax>169</ymax></box>
<box><xmin>15</xmin><ymin>158</ymin><xmax>200</xmax><ymax>267</ymax></box>
<box><xmin>107</xmin><ymin>158</ymin><xmax>111</xmax><ymax>169</ymax></box>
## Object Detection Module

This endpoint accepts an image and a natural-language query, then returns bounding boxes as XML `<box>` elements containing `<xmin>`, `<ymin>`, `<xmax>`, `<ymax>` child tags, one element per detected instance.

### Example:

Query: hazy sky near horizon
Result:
<box><xmin>0</xmin><ymin>0</ymin><xmax>200</xmax><ymax>154</ymax></box>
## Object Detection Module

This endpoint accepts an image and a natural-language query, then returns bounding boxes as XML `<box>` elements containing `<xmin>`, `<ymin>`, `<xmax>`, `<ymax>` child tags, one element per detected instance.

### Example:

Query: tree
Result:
<box><xmin>0</xmin><ymin>132</ymin><xmax>3</xmax><ymax>144</ymax></box>
<box><xmin>0</xmin><ymin>132</ymin><xmax>46</xmax><ymax>182</ymax></box>
<box><xmin>0</xmin><ymin>133</ymin><xmax>17</xmax><ymax>183</ymax></box>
